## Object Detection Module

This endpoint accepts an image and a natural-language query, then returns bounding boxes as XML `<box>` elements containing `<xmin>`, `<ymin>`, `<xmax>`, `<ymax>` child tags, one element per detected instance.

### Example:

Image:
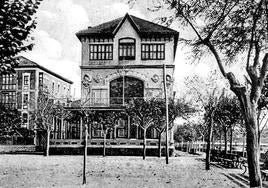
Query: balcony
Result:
<box><xmin>80</xmin><ymin>97</ymin><xmax>149</xmax><ymax>108</ymax></box>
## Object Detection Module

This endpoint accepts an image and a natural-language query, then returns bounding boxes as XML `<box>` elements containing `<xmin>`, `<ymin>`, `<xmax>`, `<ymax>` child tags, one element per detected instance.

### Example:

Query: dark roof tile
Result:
<box><xmin>16</xmin><ymin>56</ymin><xmax>73</xmax><ymax>84</ymax></box>
<box><xmin>76</xmin><ymin>13</ymin><xmax>179</xmax><ymax>38</ymax></box>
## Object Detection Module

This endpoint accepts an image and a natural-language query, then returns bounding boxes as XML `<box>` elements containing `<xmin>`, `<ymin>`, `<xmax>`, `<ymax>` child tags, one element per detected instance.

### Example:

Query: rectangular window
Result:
<box><xmin>92</xmin><ymin>89</ymin><xmax>108</xmax><ymax>106</ymax></box>
<box><xmin>89</xmin><ymin>44</ymin><xmax>113</xmax><ymax>60</ymax></box>
<box><xmin>22</xmin><ymin>93</ymin><xmax>29</xmax><ymax>109</ymax></box>
<box><xmin>52</xmin><ymin>82</ymin><xmax>55</xmax><ymax>93</ymax></box>
<box><xmin>22</xmin><ymin>113</ymin><xmax>28</xmax><ymax>128</ymax></box>
<box><xmin>91</xmin><ymin>122</ymin><xmax>104</xmax><ymax>138</ymax></box>
<box><xmin>58</xmin><ymin>84</ymin><xmax>60</xmax><ymax>93</ymax></box>
<box><xmin>0</xmin><ymin>92</ymin><xmax>16</xmax><ymax>108</ymax></box>
<box><xmin>141</xmin><ymin>44</ymin><xmax>165</xmax><ymax>60</ymax></box>
<box><xmin>117</xmin><ymin>119</ymin><xmax>127</xmax><ymax>138</ymax></box>
<box><xmin>39</xmin><ymin>72</ymin><xmax>43</xmax><ymax>88</ymax></box>
<box><xmin>23</xmin><ymin>75</ymin><xmax>29</xmax><ymax>86</ymax></box>
<box><xmin>0</xmin><ymin>74</ymin><xmax>16</xmax><ymax>90</ymax></box>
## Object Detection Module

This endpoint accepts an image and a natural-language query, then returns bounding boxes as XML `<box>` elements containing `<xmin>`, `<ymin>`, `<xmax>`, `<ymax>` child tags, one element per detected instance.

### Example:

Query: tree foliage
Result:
<box><xmin>0</xmin><ymin>104</ymin><xmax>21</xmax><ymax>136</ymax></box>
<box><xmin>0</xmin><ymin>0</ymin><xmax>42</xmax><ymax>74</ymax></box>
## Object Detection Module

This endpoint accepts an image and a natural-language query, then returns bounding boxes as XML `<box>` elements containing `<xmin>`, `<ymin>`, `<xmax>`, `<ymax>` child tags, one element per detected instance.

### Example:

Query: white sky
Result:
<box><xmin>20</xmin><ymin>0</ymin><xmax>243</xmax><ymax>98</ymax></box>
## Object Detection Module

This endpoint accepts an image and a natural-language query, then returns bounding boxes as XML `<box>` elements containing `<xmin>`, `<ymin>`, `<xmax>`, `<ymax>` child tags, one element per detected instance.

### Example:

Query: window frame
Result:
<box><xmin>118</xmin><ymin>38</ymin><xmax>136</xmax><ymax>60</ymax></box>
<box><xmin>116</xmin><ymin>118</ymin><xmax>128</xmax><ymax>138</ymax></box>
<box><xmin>89</xmin><ymin>44</ymin><xmax>113</xmax><ymax>60</ymax></box>
<box><xmin>22</xmin><ymin>93</ymin><xmax>29</xmax><ymax>109</ymax></box>
<box><xmin>0</xmin><ymin>91</ymin><xmax>16</xmax><ymax>108</ymax></box>
<box><xmin>23</xmin><ymin>75</ymin><xmax>29</xmax><ymax>86</ymax></box>
<box><xmin>141</xmin><ymin>43</ymin><xmax>165</xmax><ymax>60</ymax></box>
<box><xmin>0</xmin><ymin>74</ymin><xmax>16</xmax><ymax>90</ymax></box>
<box><xmin>22</xmin><ymin>112</ymin><xmax>29</xmax><ymax>128</ymax></box>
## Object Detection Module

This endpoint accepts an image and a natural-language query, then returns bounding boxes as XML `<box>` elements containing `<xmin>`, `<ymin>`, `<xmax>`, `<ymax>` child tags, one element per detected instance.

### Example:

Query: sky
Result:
<box><xmin>21</xmin><ymin>0</ymin><xmax>229</xmax><ymax>98</ymax></box>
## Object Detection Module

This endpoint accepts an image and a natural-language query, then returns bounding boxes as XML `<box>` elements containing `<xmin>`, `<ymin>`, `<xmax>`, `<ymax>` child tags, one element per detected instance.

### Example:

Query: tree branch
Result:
<box><xmin>246</xmin><ymin>0</ymin><xmax>264</xmax><ymax>70</ymax></box>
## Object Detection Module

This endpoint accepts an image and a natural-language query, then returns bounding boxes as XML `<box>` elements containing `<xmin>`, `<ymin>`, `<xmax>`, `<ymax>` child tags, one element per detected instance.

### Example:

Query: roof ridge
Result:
<box><xmin>129</xmin><ymin>14</ymin><xmax>178</xmax><ymax>33</ymax></box>
<box><xmin>92</xmin><ymin>16</ymin><xmax>123</xmax><ymax>28</ymax></box>
<box><xmin>16</xmin><ymin>56</ymin><xmax>73</xmax><ymax>84</ymax></box>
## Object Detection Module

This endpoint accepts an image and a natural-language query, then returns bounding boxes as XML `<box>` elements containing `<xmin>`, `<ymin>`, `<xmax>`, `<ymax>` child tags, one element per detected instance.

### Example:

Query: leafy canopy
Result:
<box><xmin>0</xmin><ymin>0</ymin><xmax>42</xmax><ymax>74</ymax></box>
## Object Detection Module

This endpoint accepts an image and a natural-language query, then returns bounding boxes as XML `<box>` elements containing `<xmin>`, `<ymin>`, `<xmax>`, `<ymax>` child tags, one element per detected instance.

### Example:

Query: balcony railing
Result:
<box><xmin>79</xmin><ymin>97</ymin><xmax>156</xmax><ymax>107</ymax></box>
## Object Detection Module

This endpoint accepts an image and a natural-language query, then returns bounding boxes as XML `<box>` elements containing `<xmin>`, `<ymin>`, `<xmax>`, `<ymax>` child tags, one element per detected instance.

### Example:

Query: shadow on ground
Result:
<box><xmin>222</xmin><ymin>172</ymin><xmax>268</xmax><ymax>187</ymax></box>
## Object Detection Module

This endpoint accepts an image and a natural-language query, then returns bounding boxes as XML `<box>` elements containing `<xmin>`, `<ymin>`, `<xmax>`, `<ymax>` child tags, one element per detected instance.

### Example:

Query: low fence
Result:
<box><xmin>50</xmin><ymin>138</ymin><xmax>169</xmax><ymax>148</ymax></box>
<box><xmin>0</xmin><ymin>136</ymin><xmax>34</xmax><ymax>145</ymax></box>
<box><xmin>0</xmin><ymin>145</ymin><xmax>36</xmax><ymax>153</ymax></box>
<box><xmin>175</xmin><ymin>142</ymin><xmax>268</xmax><ymax>161</ymax></box>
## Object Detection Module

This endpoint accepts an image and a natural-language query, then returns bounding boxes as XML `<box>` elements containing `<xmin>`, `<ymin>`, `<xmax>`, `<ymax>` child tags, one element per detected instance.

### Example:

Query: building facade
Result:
<box><xmin>0</xmin><ymin>56</ymin><xmax>72</xmax><ymax>132</ymax></box>
<box><xmin>48</xmin><ymin>14</ymin><xmax>179</xmax><ymax>155</ymax></box>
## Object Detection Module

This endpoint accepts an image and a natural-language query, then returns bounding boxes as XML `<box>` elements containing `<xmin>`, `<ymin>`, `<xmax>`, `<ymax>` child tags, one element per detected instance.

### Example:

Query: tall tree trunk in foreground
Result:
<box><xmin>158</xmin><ymin>132</ymin><xmax>162</xmax><ymax>158</ymax></box>
<box><xmin>45</xmin><ymin>128</ymin><xmax>50</xmax><ymax>156</ymax></box>
<box><xmin>143</xmin><ymin>128</ymin><xmax>146</xmax><ymax>160</ymax></box>
<box><xmin>238</xmin><ymin>95</ymin><xmax>262</xmax><ymax>188</ymax></box>
<box><xmin>206</xmin><ymin>113</ymin><xmax>214</xmax><ymax>170</ymax></box>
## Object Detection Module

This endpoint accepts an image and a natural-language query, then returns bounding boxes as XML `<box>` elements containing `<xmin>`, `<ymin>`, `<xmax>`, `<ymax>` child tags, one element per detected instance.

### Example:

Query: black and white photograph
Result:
<box><xmin>0</xmin><ymin>0</ymin><xmax>268</xmax><ymax>187</ymax></box>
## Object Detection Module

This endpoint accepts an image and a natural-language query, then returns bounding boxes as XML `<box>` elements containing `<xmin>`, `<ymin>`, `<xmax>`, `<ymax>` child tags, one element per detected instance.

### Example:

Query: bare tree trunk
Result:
<box><xmin>202</xmin><ymin>136</ymin><xmax>204</xmax><ymax>152</ymax></box>
<box><xmin>143</xmin><ymin>128</ymin><xmax>146</xmax><ymax>160</ymax></box>
<box><xmin>206</xmin><ymin>114</ymin><xmax>214</xmax><ymax>170</ymax></box>
<box><xmin>158</xmin><ymin>132</ymin><xmax>162</xmax><ymax>158</ymax></box>
<box><xmin>224</xmin><ymin>128</ymin><xmax>228</xmax><ymax>154</ymax></box>
<box><xmin>45</xmin><ymin>129</ymin><xmax>50</xmax><ymax>156</ymax></box>
<box><xmin>219</xmin><ymin>131</ymin><xmax>222</xmax><ymax>151</ymax></box>
<box><xmin>230</xmin><ymin>126</ymin><xmax>233</xmax><ymax>153</ymax></box>
<box><xmin>103</xmin><ymin>132</ymin><xmax>106</xmax><ymax>157</ymax></box>
<box><xmin>83</xmin><ymin>124</ymin><xmax>88</xmax><ymax>185</ymax></box>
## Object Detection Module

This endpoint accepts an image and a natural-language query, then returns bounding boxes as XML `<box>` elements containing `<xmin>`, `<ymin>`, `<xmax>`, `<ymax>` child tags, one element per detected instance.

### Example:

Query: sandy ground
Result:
<box><xmin>0</xmin><ymin>151</ymin><xmax>244</xmax><ymax>188</ymax></box>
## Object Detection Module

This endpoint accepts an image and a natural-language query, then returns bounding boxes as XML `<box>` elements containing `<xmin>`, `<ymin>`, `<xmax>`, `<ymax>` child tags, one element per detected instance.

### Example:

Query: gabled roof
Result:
<box><xmin>16</xmin><ymin>56</ymin><xmax>73</xmax><ymax>84</ymax></box>
<box><xmin>76</xmin><ymin>13</ymin><xmax>179</xmax><ymax>39</ymax></box>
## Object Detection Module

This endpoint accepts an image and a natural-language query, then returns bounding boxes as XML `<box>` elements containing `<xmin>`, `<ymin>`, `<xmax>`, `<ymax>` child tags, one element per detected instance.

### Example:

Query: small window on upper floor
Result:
<box><xmin>141</xmin><ymin>44</ymin><xmax>165</xmax><ymax>60</ymax></box>
<box><xmin>119</xmin><ymin>38</ymin><xmax>135</xmax><ymax>60</ymax></box>
<box><xmin>23</xmin><ymin>75</ymin><xmax>29</xmax><ymax>86</ymax></box>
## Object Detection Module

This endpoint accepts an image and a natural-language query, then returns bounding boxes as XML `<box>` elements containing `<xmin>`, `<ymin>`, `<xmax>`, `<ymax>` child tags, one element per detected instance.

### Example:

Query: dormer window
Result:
<box><xmin>119</xmin><ymin>38</ymin><xmax>135</xmax><ymax>60</ymax></box>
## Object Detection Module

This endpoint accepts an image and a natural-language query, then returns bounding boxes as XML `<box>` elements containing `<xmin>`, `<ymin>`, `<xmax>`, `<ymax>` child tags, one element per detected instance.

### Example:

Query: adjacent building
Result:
<box><xmin>0</xmin><ymin>56</ymin><xmax>73</xmax><ymax>130</ymax></box>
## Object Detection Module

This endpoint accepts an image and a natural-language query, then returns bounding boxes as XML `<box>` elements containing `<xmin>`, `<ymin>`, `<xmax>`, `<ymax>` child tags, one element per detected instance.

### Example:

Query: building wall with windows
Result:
<box><xmin>76</xmin><ymin>14</ymin><xmax>179</xmax><ymax>141</ymax></box>
<box><xmin>0</xmin><ymin>56</ymin><xmax>73</xmax><ymax>129</ymax></box>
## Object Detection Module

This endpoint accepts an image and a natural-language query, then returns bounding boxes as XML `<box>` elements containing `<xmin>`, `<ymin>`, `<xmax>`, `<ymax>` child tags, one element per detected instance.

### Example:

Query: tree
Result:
<box><xmin>65</xmin><ymin>99</ymin><xmax>96</xmax><ymax>185</ymax></box>
<box><xmin>144</xmin><ymin>0</ymin><xmax>268</xmax><ymax>186</ymax></box>
<box><xmin>214</xmin><ymin>96</ymin><xmax>242</xmax><ymax>153</ymax></box>
<box><xmin>203</xmin><ymin>90</ymin><xmax>219</xmax><ymax>170</ymax></box>
<box><xmin>94</xmin><ymin>111</ymin><xmax>121</xmax><ymax>157</ymax></box>
<box><xmin>32</xmin><ymin>90</ymin><xmax>65</xmax><ymax>156</ymax></box>
<box><xmin>0</xmin><ymin>0</ymin><xmax>42</xmax><ymax>74</ymax></box>
<box><xmin>154</xmin><ymin>98</ymin><xmax>195</xmax><ymax>157</ymax></box>
<box><xmin>126</xmin><ymin>98</ymin><xmax>161</xmax><ymax>160</ymax></box>
<box><xmin>0</xmin><ymin>104</ymin><xmax>21</xmax><ymax>137</ymax></box>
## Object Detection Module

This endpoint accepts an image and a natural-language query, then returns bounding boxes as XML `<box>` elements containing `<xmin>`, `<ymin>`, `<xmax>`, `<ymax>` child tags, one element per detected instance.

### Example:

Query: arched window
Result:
<box><xmin>118</xmin><ymin>38</ymin><xmax>135</xmax><ymax>60</ymax></box>
<box><xmin>110</xmin><ymin>76</ymin><xmax>143</xmax><ymax>105</ymax></box>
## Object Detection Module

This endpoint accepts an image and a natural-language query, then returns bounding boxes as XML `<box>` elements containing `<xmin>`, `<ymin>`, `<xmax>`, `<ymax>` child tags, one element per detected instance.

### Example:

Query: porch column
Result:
<box><xmin>80</xmin><ymin>116</ymin><xmax>83</xmax><ymax>140</ymax></box>
<box><xmin>52</xmin><ymin>116</ymin><xmax>55</xmax><ymax>139</ymax></box>
<box><xmin>88</xmin><ymin>121</ymin><xmax>91</xmax><ymax>140</ymax></box>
